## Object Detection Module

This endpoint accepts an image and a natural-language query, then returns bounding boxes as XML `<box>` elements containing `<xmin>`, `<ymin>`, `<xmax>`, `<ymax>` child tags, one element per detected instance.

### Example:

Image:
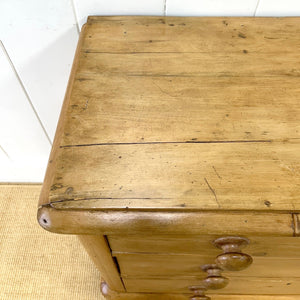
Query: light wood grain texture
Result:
<box><xmin>77</xmin><ymin>51</ymin><xmax>300</xmax><ymax>78</ymax></box>
<box><xmin>57</xmin><ymin>17</ymin><xmax>300</xmax><ymax>147</ymax></box>
<box><xmin>48</xmin><ymin>142</ymin><xmax>299</xmax><ymax>211</ymax></box>
<box><xmin>103</xmin><ymin>284</ymin><xmax>300</xmax><ymax>300</ymax></box>
<box><xmin>38</xmin><ymin>23</ymin><xmax>88</xmax><ymax>206</ymax></box>
<box><xmin>83</xmin><ymin>16</ymin><xmax>300</xmax><ymax>53</ymax></box>
<box><xmin>37</xmin><ymin>207</ymin><xmax>294</xmax><ymax>236</ymax></box>
<box><xmin>101</xmin><ymin>280</ymin><xmax>300</xmax><ymax>299</ymax></box>
<box><xmin>38</xmin><ymin>17</ymin><xmax>300</xmax><ymax>298</ymax></box>
<box><xmin>108</xmin><ymin>236</ymin><xmax>300</xmax><ymax>258</ymax></box>
<box><xmin>39</xmin><ymin>16</ymin><xmax>300</xmax><ymax>212</ymax></box>
<box><xmin>123</xmin><ymin>277</ymin><xmax>300</xmax><ymax>294</ymax></box>
<box><xmin>62</xmin><ymin>75</ymin><xmax>300</xmax><ymax>145</ymax></box>
<box><xmin>78</xmin><ymin>235</ymin><xmax>125</xmax><ymax>292</ymax></box>
<box><xmin>114</xmin><ymin>253</ymin><xmax>300</xmax><ymax>278</ymax></box>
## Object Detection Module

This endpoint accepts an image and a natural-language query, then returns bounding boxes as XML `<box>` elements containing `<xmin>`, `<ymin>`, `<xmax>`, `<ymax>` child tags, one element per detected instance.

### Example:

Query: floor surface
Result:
<box><xmin>0</xmin><ymin>184</ymin><xmax>105</xmax><ymax>299</ymax></box>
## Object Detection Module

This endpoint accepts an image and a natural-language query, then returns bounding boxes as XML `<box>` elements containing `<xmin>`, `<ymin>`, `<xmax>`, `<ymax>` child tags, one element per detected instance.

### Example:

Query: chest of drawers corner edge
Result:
<box><xmin>37</xmin><ymin>16</ymin><xmax>300</xmax><ymax>300</ymax></box>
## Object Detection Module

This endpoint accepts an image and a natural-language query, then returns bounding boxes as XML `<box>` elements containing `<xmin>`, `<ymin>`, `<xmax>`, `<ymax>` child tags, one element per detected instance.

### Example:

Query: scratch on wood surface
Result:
<box><xmin>212</xmin><ymin>166</ymin><xmax>222</xmax><ymax>179</ymax></box>
<box><xmin>152</xmin><ymin>81</ymin><xmax>176</xmax><ymax>98</ymax></box>
<box><xmin>204</xmin><ymin>177</ymin><xmax>220</xmax><ymax>208</ymax></box>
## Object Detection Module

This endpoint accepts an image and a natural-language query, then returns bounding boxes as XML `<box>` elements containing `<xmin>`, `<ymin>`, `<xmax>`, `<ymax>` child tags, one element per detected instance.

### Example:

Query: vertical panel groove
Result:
<box><xmin>0</xmin><ymin>145</ymin><xmax>10</xmax><ymax>160</ymax></box>
<box><xmin>71</xmin><ymin>0</ymin><xmax>81</xmax><ymax>33</ymax></box>
<box><xmin>254</xmin><ymin>0</ymin><xmax>261</xmax><ymax>16</ymax></box>
<box><xmin>164</xmin><ymin>0</ymin><xmax>167</xmax><ymax>16</ymax></box>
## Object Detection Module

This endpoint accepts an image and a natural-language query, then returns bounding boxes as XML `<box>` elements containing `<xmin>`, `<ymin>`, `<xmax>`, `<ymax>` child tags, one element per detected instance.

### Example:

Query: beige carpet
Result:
<box><xmin>0</xmin><ymin>184</ymin><xmax>105</xmax><ymax>300</ymax></box>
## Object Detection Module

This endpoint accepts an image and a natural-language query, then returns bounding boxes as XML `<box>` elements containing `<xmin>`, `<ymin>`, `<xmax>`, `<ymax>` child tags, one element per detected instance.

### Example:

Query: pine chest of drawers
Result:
<box><xmin>38</xmin><ymin>16</ymin><xmax>300</xmax><ymax>299</ymax></box>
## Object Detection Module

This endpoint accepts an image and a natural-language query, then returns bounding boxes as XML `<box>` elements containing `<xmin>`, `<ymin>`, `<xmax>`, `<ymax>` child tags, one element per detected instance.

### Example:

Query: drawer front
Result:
<box><xmin>109</xmin><ymin>235</ymin><xmax>300</xmax><ymax>258</ymax></box>
<box><xmin>123</xmin><ymin>277</ymin><xmax>300</xmax><ymax>295</ymax></box>
<box><xmin>115</xmin><ymin>253</ymin><xmax>300</xmax><ymax>278</ymax></box>
<box><xmin>108</xmin><ymin>235</ymin><xmax>300</xmax><ymax>295</ymax></box>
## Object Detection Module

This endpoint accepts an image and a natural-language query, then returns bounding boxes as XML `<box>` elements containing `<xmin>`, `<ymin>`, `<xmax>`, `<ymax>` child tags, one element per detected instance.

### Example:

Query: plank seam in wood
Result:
<box><xmin>60</xmin><ymin>139</ymin><xmax>274</xmax><ymax>148</ymax></box>
<box><xmin>48</xmin><ymin>200</ymin><xmax>300</xmax><ymax>214</ymax></box>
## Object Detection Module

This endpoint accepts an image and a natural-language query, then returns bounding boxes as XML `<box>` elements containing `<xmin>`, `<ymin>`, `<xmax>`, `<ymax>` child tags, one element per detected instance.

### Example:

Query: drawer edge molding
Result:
<box><xmin>100</xmin><ymin>279</ymin><xmax>300</xmax><ymax>300</ymax></box>
<box><xmin>37</xmin><ymin>205</ymin><xmax>294</xmax><ymax>236</ymax></box>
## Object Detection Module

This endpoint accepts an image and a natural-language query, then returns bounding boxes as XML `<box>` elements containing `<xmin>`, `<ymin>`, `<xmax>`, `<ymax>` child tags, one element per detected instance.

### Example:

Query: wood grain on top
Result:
<box><xmin>40</xmin><ymin>16</ymin><xmax>300</xmax><ymax>212</ymax></box>
<box><xmin>63</xmin><ymin>17</ymin><xmax>300</xmax><ymax>145</ymax></box>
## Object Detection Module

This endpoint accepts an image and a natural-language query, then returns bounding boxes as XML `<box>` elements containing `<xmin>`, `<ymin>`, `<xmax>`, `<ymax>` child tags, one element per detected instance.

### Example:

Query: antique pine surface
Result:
<box><xmin>38</xmin><ymin>17</ymin><xmax>300</xmax><ymax>217</ymax></box>
<box><xmin>39</xmin><ymin>16</ymin><xmax>299</xmax><ymax>235</ymax></box>
<box><xmin>38</xmin><ymin>16</ymin><xmax>300</xmax><ymax>298</ymax></box>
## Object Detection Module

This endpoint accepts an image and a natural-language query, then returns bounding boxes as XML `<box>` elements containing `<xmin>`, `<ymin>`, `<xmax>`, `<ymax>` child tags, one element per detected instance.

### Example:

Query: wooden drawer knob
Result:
<box><xmin>189</xmin><ymin>286</ymin><xmax>211</xmax><ymax>300</ymax></box>
<box><xmin>201</xmin><ymin>264</ymin><xmax>229</xmax><ymax>290</ymax></box>
<box><xmin>213</xmin><ymin>236</ymin><xmax>253</xmax><ymax>271</ymax></box>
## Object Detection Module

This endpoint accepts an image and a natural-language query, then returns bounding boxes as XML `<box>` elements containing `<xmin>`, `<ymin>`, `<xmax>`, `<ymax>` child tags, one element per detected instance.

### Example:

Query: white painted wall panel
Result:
<box><xmin>256</xmin><ymin>0</ymin><xmax>300</xmax><ymax>16</ymax></box>
<box><xmin>166</xmin><ymin>0</ymin><xmax>259</xmax><ymax>16</ymax></box>
<box><xmin>0</xmin><ymin>0</ymin><xmax>79</xmax><ymax>141</ymax></box>
<box><xmin>0</xmin><ymin>44</ymin><xmax>51</xmax><ymax>182</ymax></box>
<box><xmin>0</xmin><ymin>153</ymin><xmax>48</xmax><ymax>182</ymax></box>
<box><xmin>0</xmin><ymin>146</ymin><xmax>10</xmax><ymax>170</ymax></box>
<box><xmin>73</xmin><ymin>0</ymin><xmax>165</xmax><ymax>29</ymax></box>
<box><xmin>0</xmin><ymin>147</ymin><xmax>12</xmax><ymax>181</ymax></box>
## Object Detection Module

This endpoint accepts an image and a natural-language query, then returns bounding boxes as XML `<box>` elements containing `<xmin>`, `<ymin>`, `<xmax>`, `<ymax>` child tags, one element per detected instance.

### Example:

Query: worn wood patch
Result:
<box><xmin>39</xmin><ymin>17</ymin><xmax>300</xmax><ymax>233</ymax></box>
<box><xmin>37</xmin><ymin>17</ymin><xmax>300</xmax><ymax>299</ymax></box>
<box><xmin>62</xmin><ymin>75</ymin><xmax>300</xmax><ymax>145</ymax></box>
<box><xmin>48</xmin><ymin>142</ymin><xmax>299</xmax><ymax>211</ymax></box>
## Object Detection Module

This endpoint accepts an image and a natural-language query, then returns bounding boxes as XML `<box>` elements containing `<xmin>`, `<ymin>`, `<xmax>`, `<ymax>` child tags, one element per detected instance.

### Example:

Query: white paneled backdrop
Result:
<box><xmin>0</xmin><ymin>0</ymin><xmax>300</xmax><ymax>182</ymax></box>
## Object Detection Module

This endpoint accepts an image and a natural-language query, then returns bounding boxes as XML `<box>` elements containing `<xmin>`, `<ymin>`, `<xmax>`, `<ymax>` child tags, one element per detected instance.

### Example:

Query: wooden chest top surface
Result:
<box><xmin>39</xmin><ymin>16</ymin><xmax>300</xmax><ymax>214</ymax></box>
